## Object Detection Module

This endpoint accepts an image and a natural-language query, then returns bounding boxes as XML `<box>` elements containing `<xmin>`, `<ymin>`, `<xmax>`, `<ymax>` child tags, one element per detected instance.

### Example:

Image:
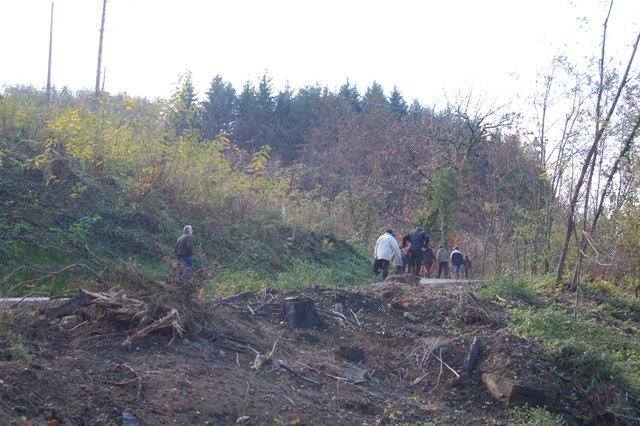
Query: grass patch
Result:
<box><xmin>206</xmin><ymin>254</ymin><xmax>374</xmax><ymax>298</ymax></box>
<box><xmin>581</xmin><ymin>279</ymin><xmax>640</xmax><ymax>322</ymax></box>
<box><xmin>478</xmin><ymin>273</ymin><xmax>538</xmax><ymax>303</ymax></box>
<box><xmin>508</xmin><ymin>301</ymin><xmax>640</xmax><ymax>421</ymax></box>
<box><xmin>509</xmin><ymin>304</ymin><xmax>640</xmax><ymax>388</ymax></box>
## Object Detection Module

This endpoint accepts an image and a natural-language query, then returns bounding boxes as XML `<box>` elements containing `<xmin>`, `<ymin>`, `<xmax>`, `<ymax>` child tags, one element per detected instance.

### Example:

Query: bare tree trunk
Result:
<box><xmin>555</xmin><ymin>4</ymin><xmax>640</xmax><ymax>286</ymax></box>
<box><xmin>46</xmin><ymin>2</ymin><xmax>54</xmax><ymax>107</ymax></box>
<box><xmin>94</xmin><ymin>0</ymin><xmax>107</xmax><ymax>97</ymax></box>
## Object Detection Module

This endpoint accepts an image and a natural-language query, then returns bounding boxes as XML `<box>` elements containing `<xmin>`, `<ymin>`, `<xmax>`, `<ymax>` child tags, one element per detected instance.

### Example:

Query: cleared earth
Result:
<box><xmin>0</xmin><ymin>277</ymin><xmax>584</xmax><ymax>425</ymax></box>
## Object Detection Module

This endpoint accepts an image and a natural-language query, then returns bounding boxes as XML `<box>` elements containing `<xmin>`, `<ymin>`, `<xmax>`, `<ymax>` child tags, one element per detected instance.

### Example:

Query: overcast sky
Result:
<box><xmin>1</xmin><ymin>0</ymin><xmax>639</xmax><ymax>108</ymax></box>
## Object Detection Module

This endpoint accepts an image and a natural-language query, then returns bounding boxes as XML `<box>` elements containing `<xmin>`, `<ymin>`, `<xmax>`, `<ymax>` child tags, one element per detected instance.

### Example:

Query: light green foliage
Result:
<box><xmin>478</xmin><ymin>274</ymin><xmax>538</xmax><ymax>303</ymax></box>
<box><xmin>209</xmin><ymin>269</ymin><xmax>266</xmax><ymax>297</ymax></box>
<box><xmin>509</xmin><ymin>405</ymin><xmax>566</xmax><ymax>426</ymax></box>
<box><xmin>274</xmin><ymin>258</ymin><xmax>368</xmax><ymax>290</ymax></box>
<box><xmin>209</xmin><ymin>253</ymin><xmax>374</xmax><ymax>298</ymax></box>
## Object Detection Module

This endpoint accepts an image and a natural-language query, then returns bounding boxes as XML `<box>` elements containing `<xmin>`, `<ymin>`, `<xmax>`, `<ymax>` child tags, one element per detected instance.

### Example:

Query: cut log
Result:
<box><xmin>482</xmin><ymin>373</ymin><xmax>549</xmax><ymax>407</ymax></box>
<box><xmin>280</xmin><ymin>298</ymin><xmax>324</xmax><ymax>329</ymax></box>
<box><xmin>462</xmin><ymin>336</ymin><xmax>482</xmax><ymax>372</ymax></box>
<box><xmin>45</xmin><ymin>290</ymin><xmax>95</xmax><ymax>323</ymax></box>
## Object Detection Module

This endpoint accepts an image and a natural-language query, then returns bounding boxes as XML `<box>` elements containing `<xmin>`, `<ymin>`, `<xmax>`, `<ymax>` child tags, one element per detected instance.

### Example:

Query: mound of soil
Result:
<box><xmin>0</xmin><ymin>279</ymin><xmax>572</xmax><ymax>425</ymax></box>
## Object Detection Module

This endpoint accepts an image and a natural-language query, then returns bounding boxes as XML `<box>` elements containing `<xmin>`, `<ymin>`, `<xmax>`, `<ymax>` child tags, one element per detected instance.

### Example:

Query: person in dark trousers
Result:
<box><xmin>175</xmin><ymin>225</ymin><xmax>195</xmax><ymax>280</ymax></box>
<box><xmin>436</xmin><ymin>245</ymin><xmax>449</xmax><ymax>279</ymax></box>
<box><xmin>401</xmin><ymin>247</ymin><xmax>410</xmax><ymax>274</ymax></box>
<box><xmin>463</xmin><ymin>253</ymin><xmax>472</xmax><ymax>279</ymax></box>
<box><xmin>421</xmin><ymin>246</ymin><xmax>436</xmax><ymax>278</ymax></box>
<box><xmin>402</xmin><ymin>227</ymin><xmax>429</xmax><ymax>277</ymax></box>
<box><xmin>450</xmin><ymin>246</ymin><xmax>464</xmax><ymax>279</ymax></box>
<box><xmin>374</xmin><ymin>228</ymin><xmax>403</xmax><ymax>280</ymax></box>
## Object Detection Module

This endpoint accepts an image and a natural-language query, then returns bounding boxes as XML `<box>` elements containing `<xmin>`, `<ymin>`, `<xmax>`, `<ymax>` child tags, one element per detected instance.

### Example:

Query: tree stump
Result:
<box><xmin>280</xmin><ymin>298</ymin><xmax>324</xmax><ymax>329</ymax></box>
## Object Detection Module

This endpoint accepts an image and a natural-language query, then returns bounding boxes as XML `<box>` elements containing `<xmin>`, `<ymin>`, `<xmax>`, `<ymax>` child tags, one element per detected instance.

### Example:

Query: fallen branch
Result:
<box><xmin>349</xmin><ymin>307</ymin><xmax>361</xmax><ymax>326</ymax></box>
<box><xmin>252</xmin><ymin>330</ymin><xmax>285</xmax><ymax>371</ymax></box>
<box><xmin>277</xmin><ymin>361</ymin><xmax>322</xmax><ymax>386</ymax></box>
<box><xmin>430</xmin><ymin>348</ymin><xmax>444</xmax><ymax>393</ymax></box>
<box><xmin>2</xmin><ymin>264</ymin><xmax>102</xmax><ymax>297</ymax></box>
<box><xmin>432</xmin><ymin>352</ymin><xmax>460</xmax><ymax>378</ymax></box>
<box><xmin>215</xmin><ymin>338</ymin><xmax>260</xmax><ymax>355</ymax></box>
<box><xmin>215</xmin><ymin>291</ymin><xmax>254</xmax><ymax>305</ymax></box>
<box><xmin>316</xmin><ymin>307</ymin><xmax>358</xmax><ymax>327</ymax></box>
<box><xmin>44</xmin><ymin>290</ymin><xmax>96</xmax><ymax>323</ymax></box>
<box><xmin>122</xmin><ymin>308</ymin><xmax>184</xmax><ymax>347</ymax></box>
<box><xmin>124</xmin><ymin>363</ymin><xmax>142</xmax><ymax>401</ymax></box>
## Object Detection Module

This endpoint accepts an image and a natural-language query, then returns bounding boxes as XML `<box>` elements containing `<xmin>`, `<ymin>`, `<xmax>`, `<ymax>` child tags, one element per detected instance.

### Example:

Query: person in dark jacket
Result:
<box><xmin>450</xmin><ymin>246</ymin><xmax>464</xmax><ymax>279</ymax></box>
<box><xmin>402</xmin><ymin>227</ymin><xmax>429</xmax><ymax>277</ymax></box>
<box><xmin>175</xmin><ymin>225</ymin><xmax>195</xmax><ymax>280</ymax></box>
<box><xmin>421</xmin><ymin>246</ymin><xmax>436</xmax><ymax>278</ymax></box>
<box><xmin>463</xmin><ymin>253</ymin><xmax>472</xmax><ymax>279</ymax></box>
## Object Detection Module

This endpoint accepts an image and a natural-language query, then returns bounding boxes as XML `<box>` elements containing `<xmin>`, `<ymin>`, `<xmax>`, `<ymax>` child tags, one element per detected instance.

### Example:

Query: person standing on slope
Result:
<box><xmin>450</xmin><ymin>246</ymin><xmax>464</xmax><ymax>280</ymax></box>
<box><xmin>463</xmin><ymin>252</ymin><xmax>472</xmax><ymax>279</ymax></box>
<box><xmin>436</xmin><ymin>245</ymin><xmax>449</xmax><ymax>279</ymax></box>
<box><xmin>175</xmin><ymin>225</ymin><xmax>195</xmax><ymax>280</ymax></box>
<box><xmin>421</xmin><ymin>245</ymin><xmax>436</xmax><ymax>278</ymax></box>
<box><xmin>402</xmin><ymin>227</ymin><xmax>429</xmax><ymax>278</ymax></box>
<box><xmin>374</xmin><ymin>228</ymin><xmax>403</xmax><ymax>280</ymax></box>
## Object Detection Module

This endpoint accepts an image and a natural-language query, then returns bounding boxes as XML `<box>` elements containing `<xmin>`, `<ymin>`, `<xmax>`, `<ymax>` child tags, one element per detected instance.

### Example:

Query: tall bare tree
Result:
<box><xmin>555</xmin><ymin>0</ymin><xmax>640</xmax><ymax>286</ymax></box>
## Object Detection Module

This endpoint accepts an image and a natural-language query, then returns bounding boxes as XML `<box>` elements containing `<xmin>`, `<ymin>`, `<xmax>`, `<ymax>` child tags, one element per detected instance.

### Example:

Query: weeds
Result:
<box><xmin>509</xmin><ymin>405</ymin><xmax>566</xmax><ymax>425</ymax></box>
<box><xmin>0</xmin><ymin>333</ymin><xmax>32</xmax><ymax>363</ymax></box>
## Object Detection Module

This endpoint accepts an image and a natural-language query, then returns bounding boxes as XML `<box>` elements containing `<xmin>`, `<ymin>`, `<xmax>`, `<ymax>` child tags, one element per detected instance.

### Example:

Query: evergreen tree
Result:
<box><xmin>387</xmin><ymin>85</ymin><xmax>408</xmax><ymax>117</ymax></box>
<box><xmin>232</xmin><ymin>80</ymin><xmax>258</xmax><ymax>150</ymax></box>
<box><xmin>272</xmin><ymin>85</ymin><xmax>300</xmax><ymax>163</ymax></box>
<box><xmin>254</xmin><ymin>72</ymin><xmax>276</xmax><ymax>152</ymax></box>
<box><xmin>338</xmin><ymin>79</ymin><xmax>361</xmax><ymax>112</ymax></box>
<box><xmin>202</xmin><ymin>74</ymin><xmax>236</xmax><ymax>140</ymax></box>
<box><xmin>362</xmin><ymin>81</ymin><xmax>386</xmax><ymax>113</ymax></box>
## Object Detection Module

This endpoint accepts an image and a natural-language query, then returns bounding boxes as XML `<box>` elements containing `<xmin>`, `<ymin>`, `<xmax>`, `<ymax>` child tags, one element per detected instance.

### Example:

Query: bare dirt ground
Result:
<box><xmin>0</xmin><ymin>277</ymin><xmax>579</xmax><ymax>426</ymax></box>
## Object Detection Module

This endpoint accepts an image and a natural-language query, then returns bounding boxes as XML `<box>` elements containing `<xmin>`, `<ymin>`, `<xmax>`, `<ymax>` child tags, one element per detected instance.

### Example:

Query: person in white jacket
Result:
<box><xmin>374</xmin><ymin>228</ymin><xmax>403</xmax><ymax>280</ymax></box>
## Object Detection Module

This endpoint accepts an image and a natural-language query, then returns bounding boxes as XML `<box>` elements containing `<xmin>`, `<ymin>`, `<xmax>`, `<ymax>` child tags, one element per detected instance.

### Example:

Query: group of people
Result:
<box><xmin>177</xmin><ymin>224</ymin><xmax>472</xmax><ymax>283</ymax></box>
<box><xmin>374</xmin><ymin>227</ymin><xmax>472</xmax><ymax>280</ymax></box>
